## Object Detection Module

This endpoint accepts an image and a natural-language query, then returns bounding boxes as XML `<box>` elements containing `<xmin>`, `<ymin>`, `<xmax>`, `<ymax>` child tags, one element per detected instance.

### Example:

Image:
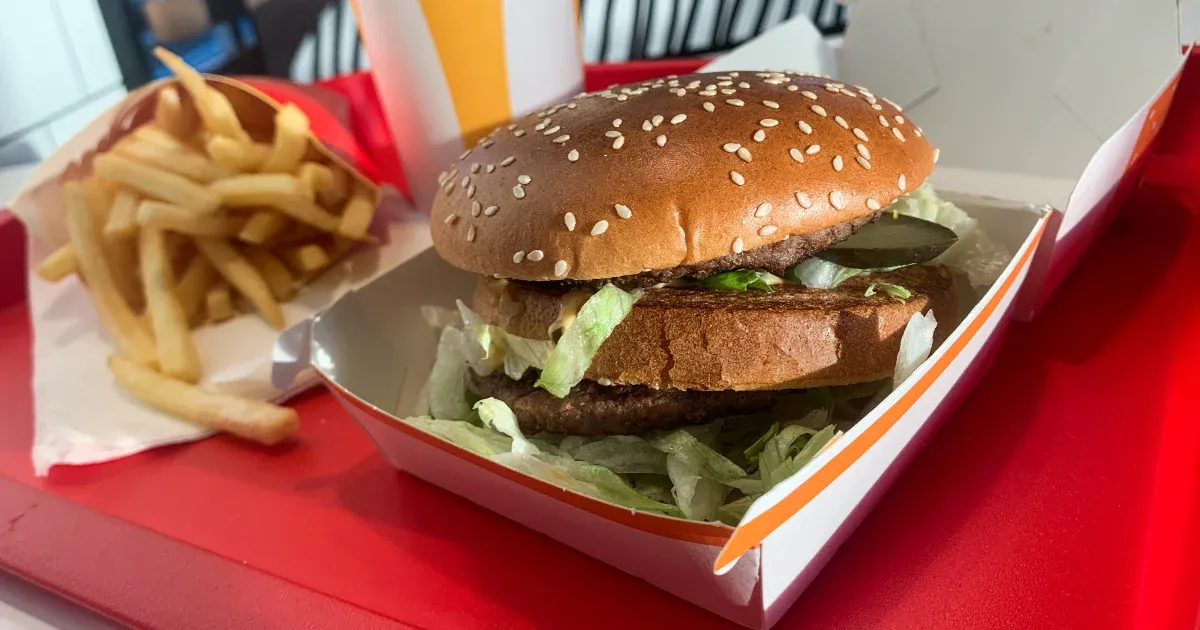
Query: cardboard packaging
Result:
<box><xmin>280</xmin><ymin>2</ymin><xmax>1185</xmax><ymax>626</ymax></box>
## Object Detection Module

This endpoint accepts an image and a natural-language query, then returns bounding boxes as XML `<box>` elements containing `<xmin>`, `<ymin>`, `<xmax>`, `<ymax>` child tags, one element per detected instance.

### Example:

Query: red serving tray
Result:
<box><xmin>1</xmin><ymin>61</ymin><xmax>1198</xmax><ymax>630</ymax></box>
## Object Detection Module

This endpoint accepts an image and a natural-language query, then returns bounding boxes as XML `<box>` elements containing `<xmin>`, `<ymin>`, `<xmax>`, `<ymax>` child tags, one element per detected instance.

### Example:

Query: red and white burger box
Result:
<box><xmin>273</xmin><ymin>1</ymin><xmax>1186</xmax><ymax>627</ymax></box>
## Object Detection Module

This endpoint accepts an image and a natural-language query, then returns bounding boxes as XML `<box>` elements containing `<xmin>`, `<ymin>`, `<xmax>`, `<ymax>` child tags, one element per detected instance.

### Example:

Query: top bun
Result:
<box><xmin>430</xmin><ymin>71</ymin><xmax>937</xmax><ymax>281</ymax></box>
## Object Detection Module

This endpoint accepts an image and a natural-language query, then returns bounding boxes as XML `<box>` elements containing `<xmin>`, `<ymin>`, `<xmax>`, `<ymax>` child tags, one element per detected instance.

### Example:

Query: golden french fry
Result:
<box><xmin>153</xmin><ymin>86</ymin><xmax>194</xmax><ymax>140</ymax></box>
<box><xmin>195</xmin><ymin>237</ymin><xmax>284</xmax><ymax>329</ymax></box>
<box><xmin>205</xmin><ymin>283</ymin><xmax>234</xmax><ymax>322</ymax></box>
<box><xmin>94</xmin><ymin>154</ymin><xmax>221</xmax><ymax>214</ymax></box>
<box><xmin>297</xmin><ymin>162</ymin><xmax>334</xmax><ymax>195</ymax></box>
<box><xmin>139</xmin><ymin>227</ymin><xmax>202</xmax><ymax>383</ymax></box>
<box><xmin>209</xmin><ymin>175</ymin><xmax>339</xmax><ymax>232</ymax></box>
<box><xmin>281</xmin><ymin>244</ymin><xmax>331</xmax><ymax>275</ymax></box>
<box><xmin>260</xmin><ymin>104</ymin><xmax>310</xmax><ymax>174</ymax></box>
<box><xmin>64</xmin><ymin>182</ymin><xmax>157</xmax><ymax>366</ymax></box>
<box><xmin>113</xmin><ymin>135</ymin><xmax>231</xmax><ymax>184</ymax></box>
<box><xmin>205</xmin><ymin>136</ymin><xmax>272</xmax><ymax>173</ymax></box>
<box><xmin>81</xmin><ymin>179</ymin><xmax>144</xmax><ymax>311</ymax></box>
<box><xmin>153</xmin><ymin>47</ymin><xmax>250</xmax><ymax>142</ymax></box>
<box><xmin>271</xmin><ymin>222</ymin><xmax>320</xmax><ymax>247</ymax></box>
<box><xmin>35</xmin><ymin>244</ymin><xmax>78</xmax><ymax>282</ymax></box>
<box><xmin>244</xmin><ymin>249</ymin><xmax>296</xmax><ymax>301</ymax></box>
<box><xmin>337</xmin><ymin>190</ymin><xmax>375</xmax><ymax>240</ymax></box>
<box><xmin>318</xmin><ymin>167</ymin><xmax>348</xmax><ymax>209</ymax></box>
<box><xmin>108</xmin><ymin>355</ymin><xmax>299</xmax><ymax>446</ymax></box>
<box><xmin>238</xmin><ymin>211</ymin><xmax>289</xmax><ymax>244</ymax></box>
<box><xmin>136</xmin><ymin>200</ymin><xmax>244</xmax><ymax>237</ymax></box>
<box><xmin>328</xmin><ymin>235</ymin><xmax>356</xmax><ymax>260</ymax></box>
<box><xmin>176</xmin><ymin>256</ymin><xmax>217</xmax><ymax>324</ymax></box>
<box><xmin>102</xmin><ymin>188</ymin><xmax>141</xmax><ymax>239</ymax></box>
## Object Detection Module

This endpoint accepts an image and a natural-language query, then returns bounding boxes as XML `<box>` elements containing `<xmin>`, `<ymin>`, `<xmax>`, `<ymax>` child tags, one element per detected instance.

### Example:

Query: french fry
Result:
<box><xmin>209</xmin><ymin>175</ymin><xmax>339</xmax><ymax>232</ymax></box>
<box><xmin>318</xmin><ymin>167</ymin><xmax>348</xmax><ymax>209</ymax></box>
<box><xmin>281</xmin><ymin>244</ymin><xmax>331</xmax><ymax>275</ymax></box>
<box><xmin>35</xmin><ymin>244</ymin><xmax>78</xmax><ymax>282</ymax></box>
<box><xmin>139</xmin><ymin>227</ymin><xmax>202</xmax><ymax>383</ymax></box>
<box><xmin>271</xmin><ymin>222</ymin><xmax>320</xmax><ymax>246</ymax></box>
<box><xmin>113</xmin><ymin>134</ymin><xmax>231</xmax><ymax>184</ymax></box>
<box><xmin>205</xmin><ymin>284</ymin><xmax>234</xmax><ymax>322</ymax></box>
<box><xmin>176</xmin><ymin>255</ymin><xmax>218</xmax><ymax>324</ymax></box>
<box><xmin>260</xmin><ymin>104</ymin><xmax>310</xmax><ymax>174</ymax></box>
<box><xmin>64</xmin><ymin>182</ymin><xmax>157</xmax><ymax>366</ymax></box>
<box><xmin>108</xmin><ymin>355</ymin><xmax>299</xmax><ymax>446</ymax></box>
<box><xmin>245</xmin><ymin>249</ymin><xmax>296</xmax><ymax>301</ymax></box>
<box><xmin>206</xmin><ymin>136</ymin><xmax>271</xmax><ymax>173</ymax></box>
<box><xmin>102</xmin><ymin>188</ymin><xmax>141</xmax><ymax>239</ymax></box>
<box><xmin>329</xmin><ymin>235</ymin><xmax>356</xmax><ymax>260</ymax></box>
<box><xmin>136</xmin><ymin>200</ymin><xmax>244</xmax><ymax>237</ymax></box>
<box><xmin>81</xmin><ymin>179</ymin><xmax>145</xmax><ymax>310</ymax></box>
<box><xmin>238</xmin><ymin>211</ymin><xmax>289</xmax><ymax>244</ymax></box>
<box><xmin>297</xmin><ymin>162</ymin><xmax>333</xmax><ymax>195</ymax></box>
<box><xmin>94</xmin><ymin>154</ymin><xmax>221</xmax><ymax>214</ymax></box>
<box><xmin>153</xmin><ymin>86</ymin><xmax>194</xmax><ymax>140</ymax></box>
<box><xmin>337</xmin><ymin>189</ymin><xmax>375</xmax><ymax>239</ymax></box>
<box><xmin>153</xmin><ymin>47</ymin><xmax>250</xmax><ymax>142</ymax></box>
<box><xmin>195</xmin><ymin>237</ymin><xmax>284</xmax><ymax>329</ymax></box>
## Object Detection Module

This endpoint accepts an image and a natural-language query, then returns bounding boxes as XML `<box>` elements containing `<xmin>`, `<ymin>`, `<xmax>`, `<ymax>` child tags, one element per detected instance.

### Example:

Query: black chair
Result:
<box><xmin>254</xmin><ymin>0</ymin><xmax>367</xmax><ymax>83</ymax></box>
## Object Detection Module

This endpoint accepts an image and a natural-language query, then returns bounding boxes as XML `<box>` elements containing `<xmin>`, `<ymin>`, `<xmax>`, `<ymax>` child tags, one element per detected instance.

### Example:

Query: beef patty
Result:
<box><xmin>470</xmin><ymin>371</ymin><xmax>790</xmax><ymax>436</ymax></box>
<box><xmin>524</xmin><ymin>212</ymin><xmax>879</xmax><ymax>291</ymax></box>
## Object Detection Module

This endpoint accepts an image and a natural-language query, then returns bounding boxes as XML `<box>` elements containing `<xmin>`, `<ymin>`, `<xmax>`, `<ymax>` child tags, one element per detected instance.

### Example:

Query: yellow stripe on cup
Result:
<box><xmin>417</xmin><ymin>0</ymin><xmax>512</xmax><ymax>146</ymax></box>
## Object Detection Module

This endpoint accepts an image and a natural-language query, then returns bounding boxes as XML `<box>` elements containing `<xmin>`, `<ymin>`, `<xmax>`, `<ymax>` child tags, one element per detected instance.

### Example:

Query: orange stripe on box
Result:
<box><xmin>323</xmin><ymin>376</ymin><xmax>734</xmax><ymax>547</ymax></box>
<box><xmin>1127</xmin><ymin>68</ymin><xmax>1184</xmax><ymax>172</ymax></box>
<box><xmin>417</xmin><ymin>0</ymin><xmax>512</xmax><ymax>146</ymax></box>
<box><xmin>713</xmin><ymin>217</ymin><xmax>1050</xmax><ymax>573</ymax></box>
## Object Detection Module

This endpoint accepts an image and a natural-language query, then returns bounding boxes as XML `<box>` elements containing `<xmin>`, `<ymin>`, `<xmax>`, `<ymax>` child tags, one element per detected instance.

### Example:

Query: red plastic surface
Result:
<box><xmin>0</xmin><ymin>62</ymin><xmax>1198</xmax><ymax>629</ymax></box>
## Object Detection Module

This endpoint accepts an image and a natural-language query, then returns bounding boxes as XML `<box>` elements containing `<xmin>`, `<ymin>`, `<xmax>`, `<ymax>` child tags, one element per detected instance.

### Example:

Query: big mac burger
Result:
<box><xmin>411</xmin><ymin>71</ymin><xmax>1009</xmax><ymax>523</ymax></box>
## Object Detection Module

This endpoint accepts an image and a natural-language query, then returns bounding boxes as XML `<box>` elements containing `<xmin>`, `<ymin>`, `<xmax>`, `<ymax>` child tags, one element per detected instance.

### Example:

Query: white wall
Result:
<box><xmin>0</xmin><ymin>0</ymin><xmax>126</xmax><ymax>168</ymax></box>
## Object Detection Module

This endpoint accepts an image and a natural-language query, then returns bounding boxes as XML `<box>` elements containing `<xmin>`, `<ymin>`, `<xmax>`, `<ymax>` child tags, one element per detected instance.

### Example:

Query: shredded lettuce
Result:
<box><xmin>428</xmin><ymin>327</ymin><xmax>472</xmax><ymax>421</ymax></box>
<box><xmin>894</xmin><ymin>311</ymin><xmax>937</xmax><ymax>388</ymax></box>
<box><xmin>698</xmin><ymin>269</ymin><xmax>782</xmax><ymax>292</ymax></box>
<box><xmin>457</xmin><ymin>301</ymin><xmax>555</xmax><ymax>380</ymax></box>
<box><xmin>535</xmin><ymin>284</ymin><xmax>641</xmax><ymax>398</ymax></box>
<box><xmin>787</xmin><ymin>258</ymin><xmax>871</xmax><ymax>289</ymax></box>
<box><xmin>865</xmin><ymin>282</ymin><xmax>911</xmax><ymax>302</ymax></box>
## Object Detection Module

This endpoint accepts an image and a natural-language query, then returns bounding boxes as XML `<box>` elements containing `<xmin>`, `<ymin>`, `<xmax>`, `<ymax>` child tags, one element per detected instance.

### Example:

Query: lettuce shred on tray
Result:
<box><xmin>404</xmin><ymin>187</ymin><xmax>1008</xmax><ymax>526</ymax></box>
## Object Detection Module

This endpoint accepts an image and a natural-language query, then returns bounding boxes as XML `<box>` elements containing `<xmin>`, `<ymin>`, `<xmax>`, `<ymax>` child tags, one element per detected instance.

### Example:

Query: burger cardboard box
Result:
<box><xmin>273</xmin><ymin>2</ymin><xmax>1186</xmax><ymax>627</ymax></box>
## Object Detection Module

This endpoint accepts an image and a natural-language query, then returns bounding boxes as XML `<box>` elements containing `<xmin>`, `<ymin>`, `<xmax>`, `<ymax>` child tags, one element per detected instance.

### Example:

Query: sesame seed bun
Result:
<box><xmin>430</xmin><ymin>71</ymin><xmax>937</xmax><ymax>281</ymax></box>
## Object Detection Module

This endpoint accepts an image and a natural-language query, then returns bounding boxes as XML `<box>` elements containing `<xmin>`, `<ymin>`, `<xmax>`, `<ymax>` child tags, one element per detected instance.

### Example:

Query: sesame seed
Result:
<box><xmin>787</xmin><ymin>85</ymin><xmax>799</xmax><ymax>91</ymax></box>
<box><xmin>729</xmin><ymin>71</ymin><xmax>739</xmax><ymax>77</ymax></box>
<box><xmin>567</xmin><ymin>149</ymin><xmax>579</xmax><ymax>162</ymax></box>
<box><xmin>613</xmin><ymin>118</ymin><xmax>622</xmax><ymax>127</ymax></box>
<box><xmin>513</xmin><ymin>251</ymin><xmax>525</xmax><ymax>263</ymax></box>
<box><xmin>507</xmin><ymin>124</ymin><xmax>517</xmax><ymax>131</ymax></box>
<box><xmin>878</xmin><ymin>115</ymin><xmax>890</xmax><ymax>128</ymax></box>
<box><xmin>892</xmin><ymin>127</ymin><xmax>906</xmax><ymax>142</ymax></box>
<box><xmin>461</xmin><ymin>176</ymin><xmax>470</xmax><ymax>188</ymax></box>
<box><xmin>765</xmin><ymin>79</ymin><xmax>784</xmax><ymax>85</ymax></box>
<box><xmin>535</xmin><ymin>121</ymin><xmax>548</xmax><ymax>131</ymax></box>
<box><xmin>543</xmin><ymin>126</ymin><xmax>560</xmax><ymax>135</ymax></box>
<box><xmin>801</xmin><ymin>91</ymin><xmax>818</xmax><ymax>100</ymax></box>
<box><xmin>730</xmin><ymin>171</ymin><xmax>746</xmax><ymax>185</ymax></box>
<box><xmin>727</xmin><ymin>99</ymin><xmax>744</xmax><ymax>106</ymax></box>
<box><xmin>795</xmin><ymin>192</ymin><xmax>812</xmax><ymax>208</ymax></box>
<box><xmin>723</xmin><ymin>143</ymin><xmax>741</xmax><ymax>153</ymax></box>
<box><xmin>552</xmin><ymin>259</ymin><xmax>568</xmax><ymax>277</ymax></box>
<box><xmin>718</xmin><ymin>79</ymin><xmax>732</xmax><ymax>85</ymax></box>
<box><xmin>656</xmin><ymin>134</ymin><xmax>667</xmax><ymax>146</ymax></box>
<box><xmin>671</xmin><ymin>114</ymin><xmax>687</xmax><ymax>124</ymax></box>
<box><xmin>798</xmin><ymin>121</ymin><xmax>813</xmax><ymax>134</ymax></box>
<box><xmin>553</xmin><ymin>134</ymin><xmax>570</xmax><ymax>143</ymax></box>
<box><xmin>856</xmin><ymin>156</ymin><xmax>871</xmax><ymax>170</ymax></box>
<box><xmin>470</xmin><ymin>163</ymin><xmax>481</xmax><ymax>174</ymax></box>
<box><xmin>484</xmin><ymin>205</ymin><xmax>499</xmax><ymax>216</ymax></box>
<box><xmin>835</xmin><ymin>116</ymin><xmax>849</xmax><ymax>129</ymax></box>
<box><xmin>894</xmin><ymin>115</ymin><xmax>905</xmax><ymax>125</ymax></box>
<box><xmin>501</xmin><ymin>156</ymin><xmax>516</xmax><ymax>166</ymax></box>
<box><xmin>703</xmin><ymin>102</ymin><xmax>716</xmax><ymax>112</ymax></box>
<box><xmin>444</xmin><ymin>214</ymin><xmax>457</xmax><ymax>225</ymax></box>
<box><xmin>753</xmin><ymin>129</ymin><xmax>766</xmax><ymax>142</ymax></box>
<box><xmin>840</xmin><ymin>89</ymin><xmax>856</xmax><ymax>97</ymax></box>
<box><xmin>568</xmin><ymin>103</ymin><xmax>577</xmax><ymax>109</ymax></box>
<box><xmin>885</xmin><ymin>98</ymin><xmax>902</xmax><ymax>111</ymax></box>
<box><xmin>811</xmin><ymin>105</ymin><xmax>827</xmax><ymax>117</ymax></box>
<box><xmin>687</xmin><ymin>80</ymin><xmax>701</xmax><ymax>89</ymax></box>
<box><xmin>898</xmin><ymin>174</ymin><xmax>907</xmax><ymax>191</ymax></box>
<box><xmin>805</xmin><ymin>144</ymin><xmax>821</xmax><ymax>155</ymax></box>
<box><xmin>642</xmin><ymin>120</ymin><xmax>653</xmax><ymax>131</ymax></box>
<box><xmin>760</xmin><ymin>118</ymin><xmax>779</xmax><ymax>127</ymax></box>
<box><xmin>866</xmin><ymin>198</ymin><xmax>881</xmax><ymax>211</ymax></box>
<box><xmin>471</xmin><ymin>201</ymin><xmax>481</xmax><ymax>216</ymax></box>
<box><xmin>721</xmin><ymin>88</ymin><xmax>737</xmax><ymax>95</ymax></box>
<box><xmin>605</xmin><ymin>130</ymin><xmax>622</xmax><ymax>138</ymax></box>
<box><xmin>443</xmin><ymin>182</ymin><xmax>453</xmax><ymax>195</ymax></box>
<box><xmin>513</xmin><ymin>185</ymin><xmax>525</xmax><ymax>199</ymax></box>
<box><xmin>737</xmin><ymin>147</ymin><xmax>752</xmax><ymax>162</ymax></box>
<box><xmin>618</xmin><ymin>94</ymin><xmax>629</xmax><ymax>101</ymax></box>
<box><xmin>739</xmin><ymin>81</ymin><xmax>751</xmax><ymax>88</ymax></box>
<box><xmin>564</xmin><ymin>213</ymin><xmax>576</xmax><ymax>231</ymax></box>
<box><xmin>824</xmin><ymin>84</ymin><xmax>839</xmax><ymax>93</ymax></box>
<box><xmin>833</xmin><ymin>155</ymin><xmax>844</xmax><ymax>171</ymax></box>
<box><xmin>853</xmin><ymin>128</ymin><xmax>869</xmax><ymax>142</ymax></box>
<box><xmin>914</xmin><ymin>127</ymin><xmax>924</xmax><ymax>138</ymax></box>
<box><xmin>615</xmin><ymin>204</ymin><xmax>632</xmax><ymax>219</ymax></box>
<box><xmin>467</xmin><ymin>226</ymin><xmax>476</xmax><ymax>241</ymax></box>
<box><xmin>857</xmin><ymin>143</ymin><xmax>871</xmax><ymax>159</ymax></box>
<box><xmin>699</xmin><ymin>90</ymin><xmax>716</xmax><ymax>96</ymax></box>
<box><xmin>933</xmin><ymin>148</ymin><xmax>940</xmax><ymax>163</ymax></box>
<box><xmin>613</xmin><ymin>136</ymin><xmax>625</xmax><ymax>149</ymax></box>
<box><xmin>872</xmin><ymin>103</ymin><xmax>883</xmax><ymax>111</ymax></box>
<box><xmin>865</xmin><ymin>94</ymin><xmax>878</xmax><ymax>104</ymax></box>
<box><xmin>460</xmin><ymin>149</ymin><xmax>471</xmax><ymax>160</ymax></box>
<box><xmin>652</xmin><ymin>115</ymin><xmax>664</xmax><ymax>126</ymax></box>
<box><xmin>467</xmin><ymin>184</ymin><xmax>476</xmax><ymax>198</ymax></box>
<box><xmin>830</xmin><ymin>191</ymin><xmax>846</xmax><ymax>210</ymax></box>
<box><xmin>514</xmin><ymin>130</ymin><xmax>526</xmax><ymax>137</ymax></box>
<box><xmin>528</xmin><ymin>249</ymin><xmax>544</xmax><ymax>261</ymax></box>
<box><xmin>789</xmin><ymin>148</ymin><xmax>805</xmax><ymax>163</ymax></box>
<box><xmin>763</xmin><ymin>100</ymin><xmax>780</xmax><ymax>109</ymax></box>
<box><xmin>755</xmin><ymin>202</ymin><xmax>772</xmax><ymax>218</ymax></box>
<box><xmin>732</xmin><ymin>237</ymin><xmax>744</xmax><ymax>253</ymax></box>
<box><xmin>517</xmin><ymin>175</ymin><xmax>531</xmax><ymax>185</ymax></box>
<box><xmin>759</xmin><ymin>225</ymin><xmax>778</xmax><ymax>236</ymax></box>
<box><xmin>486</xmin><ymin>164</ymin><xmax>496</xmax><ymax>173</ymax></box>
